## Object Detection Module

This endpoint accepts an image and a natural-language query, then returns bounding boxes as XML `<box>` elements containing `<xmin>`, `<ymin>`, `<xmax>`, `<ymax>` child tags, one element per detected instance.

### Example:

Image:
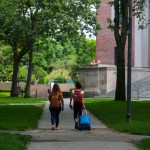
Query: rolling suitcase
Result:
<box><xmin>78</xmin><ymin>109</ymin><xmax>91</xmax><ymax>131</ymax></box>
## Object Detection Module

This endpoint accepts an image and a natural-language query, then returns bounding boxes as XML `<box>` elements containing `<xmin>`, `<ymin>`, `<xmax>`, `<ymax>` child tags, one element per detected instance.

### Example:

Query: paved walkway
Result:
<box><xmin>25</xmin><ymin>98</ymin><xmax>149</xmax><ymax>150</ymax></box>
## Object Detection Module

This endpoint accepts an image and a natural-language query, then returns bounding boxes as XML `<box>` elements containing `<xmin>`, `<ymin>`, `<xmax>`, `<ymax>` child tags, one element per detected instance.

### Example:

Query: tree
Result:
<box><xmin>0</xmin><ymin>1</ymin><xmax>33</xmax><ymax>96</ymax></box>
<box><xmin>32</xmin><ymin>65</ymin><xmax>47</xmax><ymax>84</ymax></box>
<box><xmin>70</xmin><ymin>37</ymin><xmax>96</xmax><ymax>80</ymax></box>
<box><xmin>108</xmin><ymin>0</ymin><xmax>147</xmax><ymax>101</ymax></box>
<box><xmin>0</xmin><ymin>0</ymin><xmax>100</xmax><ymax>97</ymax></box>
<box><xmin>133</xmin><ymin>0</ymin><xmax>148</xmax><ymax>29</ymax></box>
<box><xmin>0</xmin><ymin>43</ymin><xmax>13</xmax><ymax>81</ymax></box>
<box><xmin>113</xmin><ymin>0</ymin><xmax>128</xmax><ymax>101</ymax></box>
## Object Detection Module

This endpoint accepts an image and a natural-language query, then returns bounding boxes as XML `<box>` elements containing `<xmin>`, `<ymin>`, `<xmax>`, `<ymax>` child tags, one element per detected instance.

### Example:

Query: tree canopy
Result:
<box><xmin>0</xmin><ymin>0</ymin><xmax>99</xmax><ymax>97</ymax></box>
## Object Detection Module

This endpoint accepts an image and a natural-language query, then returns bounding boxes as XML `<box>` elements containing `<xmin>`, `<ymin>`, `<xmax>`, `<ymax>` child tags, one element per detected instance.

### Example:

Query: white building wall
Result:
<box><xmin>111</xmin><ymin>1</ymin><xmax>150</xmax><ymax>67</ymax></box>
<box><xmin>148</xmin><ymin>1</ymin><xmax>150</xmax><ymax>66</ymax></box>
<box><xmin>142</xmin><ymin>0</ymin><xmax>149</xmax><ymax>67</ymax></box>
<box><xmin>134</xmin><ymin>0</ymin><xmax>150</xmax><ymax>67</ymax></box>
<box><xmin>134</xmin><ymin>17</ymin><xmax>143</xmax><ymax>67</ymax></box>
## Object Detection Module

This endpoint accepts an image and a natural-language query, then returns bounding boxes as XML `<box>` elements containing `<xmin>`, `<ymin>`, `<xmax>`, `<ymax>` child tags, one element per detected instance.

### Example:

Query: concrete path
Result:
<box><xmin>26</xmin><ymin>98</ymin><xmax>149</xmax><ymax>150</ymax></box>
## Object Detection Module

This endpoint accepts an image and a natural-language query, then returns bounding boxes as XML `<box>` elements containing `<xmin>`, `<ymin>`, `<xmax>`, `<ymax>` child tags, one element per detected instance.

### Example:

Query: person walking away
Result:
<box><xmin>48</xmin><ymin>83</ymin><xmax>64</xmax><ymax>130</ymax></box>
<box><xmin>69</xmin><ymin>82</ymin><xmax>85</xmax><ymax>129</ymax></box>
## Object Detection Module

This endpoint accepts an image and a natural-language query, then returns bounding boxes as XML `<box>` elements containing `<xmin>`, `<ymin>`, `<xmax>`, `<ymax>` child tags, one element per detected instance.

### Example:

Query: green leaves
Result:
<box><xmin>0</xmin><ymin>44</ymin><xmax>13</xmax><ymax>81</ymax></box>
<box><xmin>0</xmin><ymin>0</ymin><xmax>100</xmax><ymax>84</ymax></box>
<box><xmin>133</xmin><ymin>0</ymin><xmax>148</xmax><ymax>29</ymax></box>
<box><xmin>0</xmin><ymin>0</ymin><xmax>100</xmax><ymax>46</ymax></box>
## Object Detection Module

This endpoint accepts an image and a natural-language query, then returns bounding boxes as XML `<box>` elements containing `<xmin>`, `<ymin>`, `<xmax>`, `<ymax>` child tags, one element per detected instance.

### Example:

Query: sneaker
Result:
<box><xmin>75</xmin><ymin>123</ymin><xmax>78</xmax><ymax>129</ymax></box>
<box><xmin>74</xmin><ymin>119</ymin><xmax>78</xmax><ymax>129</ymax></box>
<box><xmin>52</xmin><ymin>124</ymin><xmax>56</xmax><ymax>130</ymax></box>
<box><xmin>75</xmin><ymin>119</ymin><xmax>78</xmax><ymax>123</ymax></box>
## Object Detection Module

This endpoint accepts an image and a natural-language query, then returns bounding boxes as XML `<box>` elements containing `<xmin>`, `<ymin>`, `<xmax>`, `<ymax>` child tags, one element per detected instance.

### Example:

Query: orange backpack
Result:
<box><xmin>49</xmin><ymin>92</ymin><xmax>61</xmax><ymax>107</ymax></box>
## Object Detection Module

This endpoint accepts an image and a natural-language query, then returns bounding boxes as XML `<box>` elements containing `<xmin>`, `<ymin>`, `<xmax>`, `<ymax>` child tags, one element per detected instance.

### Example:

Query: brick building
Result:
<box><xmin>96</xmin><ymin>0</ymin><xmax>150</xmax><ymax>67</ymax></box>
<box><xmin>96</xmin><ymin>0</ymin><xmax>116</xmax><ymax>65</ymax></box>
<box><xmin>78</xmin><ymin>0</ymin><xmax>150</xmax><ymax>96</ymax></box>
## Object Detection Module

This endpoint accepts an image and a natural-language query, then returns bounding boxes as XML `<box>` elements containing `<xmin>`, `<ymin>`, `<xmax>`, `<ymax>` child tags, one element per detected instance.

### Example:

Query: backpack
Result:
<box><xmin>73</xmin><ymin>90</ymin><xmax>83</xmax><ymax>104</ymax></box>
<box><xmin>49</xmin><ymin>92</ymin><xmax>61</xmax><ymax>107</ymax></box>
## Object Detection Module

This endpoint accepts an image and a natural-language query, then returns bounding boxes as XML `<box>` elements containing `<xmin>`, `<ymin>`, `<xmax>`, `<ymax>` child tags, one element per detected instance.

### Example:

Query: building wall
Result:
<box><xmin>79</xmin><ymin>1</ymin><xmax>150</xmax><ymax>96</ymax></box>
<box><xmin>78</xmin><ymin>65</ymin><xmax>150</xmax><ymax>96</ymax></box>
<box><xmin>96</xmin><ymin>0</ymin><xmax>115</xmax><ymax>64</ymax></box>
<box><xmin>134</xmin><ymin>0</ymin><xmax>150</xmax><ymax>67</ymax></box>
<box><xmin>96</xmin><ymin>0</ymin><xmax>135</xmax><ymax>66</ymax></box>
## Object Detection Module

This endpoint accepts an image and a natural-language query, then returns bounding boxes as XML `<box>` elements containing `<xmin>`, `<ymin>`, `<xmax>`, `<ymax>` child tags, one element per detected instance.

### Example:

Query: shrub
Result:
<box><xmin>54</xmin><ymin>76</ymin><xmax>67</xmax><ymax>83</ymax></box>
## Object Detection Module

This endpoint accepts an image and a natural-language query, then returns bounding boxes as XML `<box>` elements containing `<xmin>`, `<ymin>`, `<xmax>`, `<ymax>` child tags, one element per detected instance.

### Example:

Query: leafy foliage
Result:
<box><xmin>107</xmin><ymin>0</ymin><xmax>148</xmax><ymax>30</ymax></box>
<box><xmin>70</xmin><ymin>37</ymin><xmax>96</xmax><ymax>80</ymax></box>
<box><xmin>0</xmin><ymin>0</ymin><xmax>100</xmax><ymax>96</ymax></box>
<box><xmin>46</xmin><ymin>69</ymin><xmax>70</xmax><ymax>83</ymax></box>
<box><xmin>54</xmin><ymin>76</ymin><xmax>67</xmax><ymax>83</ymax></box>
<box><xmin>133</xmin><ymin>0</ymin><xmax>148</xmax><ymax>29</ymax></box>
<box><xmin>32</xmin><ymin>65</ymin><xmax>48</xmax><ymax>84</ymax></box>
<box><xmin>0</xmin><ymin>43</ymin><xmax>13</xmax><ymax>81</ymax></box>
<box><xmin>18</xmin><ymin>66</ymin><xmax>27</xmax><ymax>81</ymax></box>
<box><xmin>27</xmin><ymin>37</ymin><xmax>96</xmax><ymax>83</ymax></box>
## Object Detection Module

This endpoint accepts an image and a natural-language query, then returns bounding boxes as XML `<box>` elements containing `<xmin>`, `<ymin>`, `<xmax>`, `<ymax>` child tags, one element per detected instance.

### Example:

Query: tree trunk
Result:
<box><xmin>115</xmin><ymin>43</ymin><xmax>126</xmax><ymax>100</ymax></box>
<box><xmin>24</xmin><ymin>8</ymin><xmax>35</xmax><ymax>98</ymax></box>
<box><xmin>114</xmin><ymin>0</ymin><xmax>128</xmax><ymax>101</ymax></box>
<box><xmin>10</xmin><ymin>55</ymin><xmax>20</xmax><ymax>97</ymax></box>
<box><xmin>24</xmin><ymin>44</ymin><xmax>33</xmax><ymax>98</ymax></box>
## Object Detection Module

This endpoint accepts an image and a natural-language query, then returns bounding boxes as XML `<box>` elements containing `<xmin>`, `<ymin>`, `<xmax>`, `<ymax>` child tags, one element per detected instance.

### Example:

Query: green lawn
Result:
<box><xmin>0</xmin><ymin>105</ymin><xmax>43</xmax><ymax>130</ymax></box>
<box><xmin>0</xmin><ymin>92</ymin><xmax>47</xmax><ymax>104</ymax></box>
<box><xmin>85</xmin><ymin>98</ymin><xmax>150</xmax><ymax>150</ymax></box>
<box><xmin>0</xmin><ymin>92</ymin><xmax>45</xmax><ymax>149</ymax></box>
<box><xmin>137</xmin><ymin>138</ymin><xmax>150</xmax><ymax>150</ymax></box>
<box><xmin>0</xmin><ymin>91</ymin><xmax>10</xmax><ymax>97</ymax></box>
<box><xmin>1</xmin><ymin>95</ymin><xmax>150</xmax><ymax>150</ymax></box>
<box><xmin>0</xmin><ymin>133</ymin><xmax>31</xmax><ymax>150</ymax></box>
<box><xmin>0</xmin><ymin>97</ymin><xmax>46</xmax><ymax>104</ymax></box>
<box><xmin>0</xmin><ymin>92</ymin><xmax>45</xmax><ymax>130</ymax></box>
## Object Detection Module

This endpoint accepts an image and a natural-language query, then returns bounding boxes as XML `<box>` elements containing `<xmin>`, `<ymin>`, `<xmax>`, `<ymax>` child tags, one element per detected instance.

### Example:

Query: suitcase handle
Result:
<box><xmin>82</xmin><ymin>109</ymin><xmax>88</xmax><ymax>115</ymax></box>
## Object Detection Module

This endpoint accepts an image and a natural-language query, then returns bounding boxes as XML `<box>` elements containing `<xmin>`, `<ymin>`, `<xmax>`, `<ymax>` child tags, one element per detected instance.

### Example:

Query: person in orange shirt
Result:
<box><xmin>48</xmin><ymin>83</ymin><xmax>64</xmax><ymax>130</ymax></box>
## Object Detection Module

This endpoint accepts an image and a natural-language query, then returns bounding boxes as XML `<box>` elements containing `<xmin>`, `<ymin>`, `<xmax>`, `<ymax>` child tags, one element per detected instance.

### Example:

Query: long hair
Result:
<box><xmin>52</xmin><ymin>83</ymin><xmax>61</xmax><ymax>94</ymax></box>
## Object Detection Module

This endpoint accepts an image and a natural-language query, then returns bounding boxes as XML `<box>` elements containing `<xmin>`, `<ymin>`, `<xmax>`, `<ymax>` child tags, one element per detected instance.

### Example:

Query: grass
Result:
<box><xmin>85</xmin><ymin>98</ymin><xmax>150</xmax><ymax>150</ymax></box>
<box><xmin>0</xmin><ymin>133</ymin><xmax>31</xmax><ymax>150</ymax></box>
<box><xmin>0</xmin><ymin>92</ymin><xmax>45</xmax><ymax>130</ymax></box>
<box><xmin>85</xmin><ymin>98</ymin><xmax>150</xmax><ymax>135</ymax></box>
<box><xmin>0</xmin><ymin>91</ymin><xmax>10</xmax><ymax>97</ymax></box>
<box><xmin>0</xmin><ymin>92</ymin><xmax>45</xmax><ymax>149</ymax></box>
<box><xmin>137</xmin><ymin>138</ymin><xmax>150</xmax><ymax>150</ymax></box>
<box><xmin>0</xmin><ymin>97</ymin><xmax>46</xmax><ymax>104</ymax></box>
<box><xmin>0</xmin><ymin>105</ymin><xmax>43</xmax><ymax>130</ymax></box>
<box><xmin>0</xmin><ymin>92</ymin><xmax>47</xmax><ymax>104</ymax></box>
